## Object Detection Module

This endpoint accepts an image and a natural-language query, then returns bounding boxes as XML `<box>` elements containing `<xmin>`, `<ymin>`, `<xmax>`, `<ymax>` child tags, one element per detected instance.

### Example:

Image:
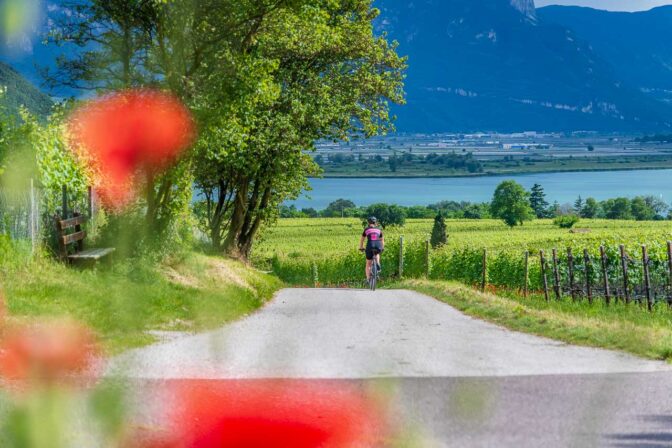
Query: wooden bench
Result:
<box><xmin>55</xmin><ymin>214</ymin><xmax>115</xmax><ymax>263</ymax></box>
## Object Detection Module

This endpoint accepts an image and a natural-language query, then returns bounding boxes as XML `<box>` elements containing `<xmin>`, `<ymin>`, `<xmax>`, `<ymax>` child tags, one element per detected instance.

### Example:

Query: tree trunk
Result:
<box><xmin>222</xmin><ymin>179</ymin><xmax>249</xmax><ymax>255</ymax></box>
<box><xmin>238</xmin><ymin>185</ymin><xmax>272</xmax><ymax>257</ymax></box>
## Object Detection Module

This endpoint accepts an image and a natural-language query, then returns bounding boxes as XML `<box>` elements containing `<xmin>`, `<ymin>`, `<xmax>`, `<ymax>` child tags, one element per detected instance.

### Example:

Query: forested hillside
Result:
<box><xmin>0</xmin><ymin>61</ymin><xmax>52</xmax><ymax>117</ymax></box>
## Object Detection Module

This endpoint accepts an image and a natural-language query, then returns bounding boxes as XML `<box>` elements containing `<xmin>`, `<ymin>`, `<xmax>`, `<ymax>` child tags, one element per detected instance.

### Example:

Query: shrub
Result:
<box><xmin>553</xmin><ymin>215</ymin><xmax>580</xmax><ymax>229</ymax></box>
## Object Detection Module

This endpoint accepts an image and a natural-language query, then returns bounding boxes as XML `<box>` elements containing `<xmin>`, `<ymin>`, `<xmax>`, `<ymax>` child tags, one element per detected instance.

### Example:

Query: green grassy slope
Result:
<box><xmin>2</xmin><ymin>245</ymin><xmax>282</xmax><ymax>354</ymax></box>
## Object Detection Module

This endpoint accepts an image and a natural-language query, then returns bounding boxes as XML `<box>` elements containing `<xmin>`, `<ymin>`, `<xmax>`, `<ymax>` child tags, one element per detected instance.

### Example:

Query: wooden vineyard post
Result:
<box><xmin>600</xmin><ymin>245</ymin><xmax>611</xmax><ymax>305</ymax></box>
<box><xmin>667</xmin><ymin>241</ymin><xmax>672</xmax><ymax>307</ymax></box>
<box><xmin>540</xmin><ymin>250</ymin><xmax>549</xmax><ymax>302</ymax></box>
<box><xmin>552</xmin><ymin>248</ymin><xmax>561</xmax><ymax>300</ymax></box>
<box><xmin>523</xmin><ymin>251</ymin><xmax>529</xmax><ymax>298</ymax></box>
<box><xmin>481</xmin><ymin>249</ymin><xmax>487</xmax><ymax>293</ymax></box>
<box><xmin>567</xmin><ymin>247</ymin><xmax>576</xmax><ymax>301</ymax></box>
<box><xmin>424</xmin><ymin>239</ymin><xmax>430</xmax><ymax>278</ymax></box>
<box><xmin>399</xmin><ymin>236</ymin><xmax>404</xmax><ymax>279</ymax></box>
<box><xmin>584</xmin><ymin>249</ymin><xmax>593</xmax><ymax>304</ymax></box>
<box><xmin>642</xmin><ymin>245</ymin><xmax>653</xmax><ymax>312</ymax></box>
<box><xmin>620</xmin><ymin>245</ymin><xmax>630</xmax><ymax>304</ymax></box>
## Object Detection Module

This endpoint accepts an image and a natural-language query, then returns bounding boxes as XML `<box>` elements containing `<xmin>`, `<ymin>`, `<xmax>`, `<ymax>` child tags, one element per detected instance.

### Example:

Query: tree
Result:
<box><xmin>643</xmin><ymin>195</ymin><xmax>669</xmax><ymax>219</ymax></box>
<box><xmin>580</xmin><ymin>197</ymin><xmax>599</xmax><ymax>218</ymax></box>
<box><xmin>430</xmin><ymin>213</ymin><xmax>448</xmax><ymax>248</ymax></box>
<box><xmin>602</xmin><ymin>198</ymin><xmax>632</xmax><ymax>220</ymax></box>
<box><xmin>574</xmin><ymin>196</ymin><xmax>584</xmax><ymax>213</ymax></box>
<box><xmin>364</xmin><ymin>203</ymin><xmax>405</xmax><ymax>229</ymax></box>
<box><xmin>324</xmin><ymin>199</ymin><xmax>356</xmax><ymax>218</ymax></box>
<box><xmin>529</xmin><ymin>183</ymin><xmax>549</xmax><ymax>218</ymax></box>
<box><xmin>193</xmin><ymin>0</ymin><xmax>406</xmax><ymax>256</ymax></box>
<box><xmin>631</xmin><ymin>196</ymin><xmax>655</xmax><ymax>221</ymax></box>
<box><xmin>490</xmin><ymin>181</ymin><xmax>535</xmax><ymax>227</ymax></box>
<box><xmin>301</xmin><ymin>207</ymin><xmax>319</xmax><ymax>218</ymax></box>
<box><xmin>388</xmin><ymin>155</ymin><xmax>398</xmax><ymax>172</ymax></box>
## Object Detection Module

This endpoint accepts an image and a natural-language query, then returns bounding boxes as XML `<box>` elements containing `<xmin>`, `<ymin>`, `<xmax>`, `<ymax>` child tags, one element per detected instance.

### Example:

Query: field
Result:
<box><xmin>255</xmin><ymin>218</ymin><xmax>672</xmax><ymax>301</ymax></box>
<box><xmin>253</xmin><ymin>218</ymin><xmax>672</xmax><ymax>263</ymax></box>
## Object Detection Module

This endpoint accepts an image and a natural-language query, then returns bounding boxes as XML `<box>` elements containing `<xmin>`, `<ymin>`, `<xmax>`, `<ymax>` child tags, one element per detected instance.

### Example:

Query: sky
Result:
<box><xmin>535</xmin><ymin>0</ymin><xmax>672</xmax><ymax>11</ymax></box>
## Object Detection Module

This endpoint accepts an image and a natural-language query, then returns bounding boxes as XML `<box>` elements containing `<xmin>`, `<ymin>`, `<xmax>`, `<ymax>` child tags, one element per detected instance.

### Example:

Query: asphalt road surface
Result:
<box><xmin>110</xmin><ymin>289</ymin><xmax>672</xmax><ymax>447</ymax></box>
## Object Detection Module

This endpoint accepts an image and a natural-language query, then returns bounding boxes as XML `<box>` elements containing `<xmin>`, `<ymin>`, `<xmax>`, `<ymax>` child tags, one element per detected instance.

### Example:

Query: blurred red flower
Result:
<box><xmin>0</xmin><ymin>319</ymin><xmax>99</xmax><ymax>383</ymax></box>
<box><xmin>67</xmin><ymin>90</ymin><xmax>195</xmax><ymax>210</ymax></box>
<box><xmin>137</xmin><ymin>379</ymin><xmax>389</xmax><ymax>448</ymax></box>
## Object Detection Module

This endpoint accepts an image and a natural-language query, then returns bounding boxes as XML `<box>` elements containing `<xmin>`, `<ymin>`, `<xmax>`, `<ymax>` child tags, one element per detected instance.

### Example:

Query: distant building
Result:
<box><xmin>501</xmin><ymin>143</ymin><xmax>552</xmax><ymax>150</ymax></box>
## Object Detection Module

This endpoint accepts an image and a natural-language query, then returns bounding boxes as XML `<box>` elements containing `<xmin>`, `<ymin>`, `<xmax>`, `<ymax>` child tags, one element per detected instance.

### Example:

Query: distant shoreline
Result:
<box><xmin>312</xmin><ymin>165</ymin><xmax>672</xmax><ymax>180</ymax></box>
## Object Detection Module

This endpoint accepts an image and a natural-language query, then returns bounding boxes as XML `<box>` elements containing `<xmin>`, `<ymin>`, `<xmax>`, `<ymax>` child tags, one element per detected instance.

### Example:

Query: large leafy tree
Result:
<box><xmin>194</xmin><ymin>0</ymin><xmax>406</xmax><ymax>256</ymax></box>
<box><xmin>45</xmin><ymin>0</ymin><xmax>405</xmax><ymax>256</ymax></box>
<box><xmin>45</xmin><ymin>0</ymin><xmax>302</xmax><ymax>238</ymax></box>
<box><xmin>491</xmin><ymin>180</ymin><xmax>535</xmax><ymax>228</ymax></box>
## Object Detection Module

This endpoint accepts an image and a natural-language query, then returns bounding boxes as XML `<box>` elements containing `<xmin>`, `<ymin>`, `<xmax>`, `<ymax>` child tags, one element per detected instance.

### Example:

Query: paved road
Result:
<box><xmin>110</xmin><ymin>289</ymin><xmax>672</xmax><ymax>447</ymax></box>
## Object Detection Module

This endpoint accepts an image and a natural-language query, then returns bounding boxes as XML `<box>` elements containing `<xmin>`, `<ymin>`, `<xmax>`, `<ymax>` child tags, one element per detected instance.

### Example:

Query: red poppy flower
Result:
<box><xmin>67</xmin><ymin>90</ymin><xmax>195</xmax><ymax>210</ymax></box>
<box><xmin>0</xmin><ymin>319</ymin><xmax>99</xmax><ymax>383</ymax></box>
<box><xmin>136</xmin><ymin>379</ymin><xmax>389</xmax><ymax>448</ymax></box>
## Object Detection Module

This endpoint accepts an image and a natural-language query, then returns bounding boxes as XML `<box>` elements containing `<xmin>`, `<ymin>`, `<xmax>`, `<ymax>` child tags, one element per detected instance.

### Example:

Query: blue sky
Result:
<box><xmin>536</xmin><ymin>0</ymin><xmax>672</xmax><ymax>10</ymax></box>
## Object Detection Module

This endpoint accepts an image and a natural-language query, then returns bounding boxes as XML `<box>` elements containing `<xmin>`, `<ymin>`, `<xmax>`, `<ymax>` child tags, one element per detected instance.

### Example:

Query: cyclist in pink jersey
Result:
<box><xmin>358</xmin><ymin>216</ymin><xmax>384</xmax><ymax>282</ymax></box>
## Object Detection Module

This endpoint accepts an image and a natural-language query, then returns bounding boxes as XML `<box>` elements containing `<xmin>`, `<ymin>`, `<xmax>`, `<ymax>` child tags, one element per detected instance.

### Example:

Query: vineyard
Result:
<box><xmin>255</xmin><ymin>218</ymin><xmax>672</xmax><ymax>310</ymax></box>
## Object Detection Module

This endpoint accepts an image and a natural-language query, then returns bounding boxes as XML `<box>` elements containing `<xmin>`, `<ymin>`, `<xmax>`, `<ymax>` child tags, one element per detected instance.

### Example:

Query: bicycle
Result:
<box><xmin>360</xmin><ymin>248</ymin><xmax>381</xmax><ymax>291</ymax></box>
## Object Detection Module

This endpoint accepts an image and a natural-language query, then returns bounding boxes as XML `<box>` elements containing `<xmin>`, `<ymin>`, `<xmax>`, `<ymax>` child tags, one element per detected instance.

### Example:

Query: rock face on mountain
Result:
<box><xmin>377</xmin><ymin>0</ymin><xmax>672</xmax><ymax>132</ymax></box>
<box><xmin>510</xmin><ymin>0</ymin><xmax>537</xmax><ymax>19</ymax></box>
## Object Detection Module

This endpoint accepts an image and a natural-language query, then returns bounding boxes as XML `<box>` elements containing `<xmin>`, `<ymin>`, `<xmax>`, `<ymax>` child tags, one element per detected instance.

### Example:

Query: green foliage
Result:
<box><xmin>2</xmin><ymin>249</ymin><xmax>282</xmax><ymax>354</ymax></box>
<box><xmin>602</xmin><ymin>197</ymin><xmax>633</xmax><ymax>220</ymax></box>
<box><xmin>529</xmin><ymin>184</ymin><xmax>557</xmax><ymax>219</ymax></box>
<box><xmin>553</xmin><ymin>215</ymin><xmax>580</xmax><ymax>229</ymax></box>
<box><xmin>364</xmin><ymin>203</ymin><xmax>406</xmax><ymax>229</ymax></box>
<box><xmin>491</xmin><ymin>180</ymin><xmax>535</xmax><ymax>227</ymax></box>
<box><xmin>323</xmin><ymin>199</ymin><xmax>357</xmax><ymax>218</ymax></box>
<box><xmin>0</xmin><ymin>62</ymin><xmax>53</xmax><ymax>118</ymax></box>
<box><xmin>580</xmin><ymin>197</ymin><xmax>599</xmax><ymax>218</ymax></box>
<box><xmin>255</xmin><ymin>218</ymin><xmax>672</xmax><ymax>290</ymax></box>
<box><xmin>430</xmin><ymin>213</ymin><xmax>447</xmax><ymax>248</ymax></box>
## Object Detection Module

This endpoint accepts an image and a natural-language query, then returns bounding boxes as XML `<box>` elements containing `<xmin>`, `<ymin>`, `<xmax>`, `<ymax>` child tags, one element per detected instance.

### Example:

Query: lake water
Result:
<box><xmin>288</xmin><ymin>169</ymin><xmax>672</xmax><ymax>209</ymax></box>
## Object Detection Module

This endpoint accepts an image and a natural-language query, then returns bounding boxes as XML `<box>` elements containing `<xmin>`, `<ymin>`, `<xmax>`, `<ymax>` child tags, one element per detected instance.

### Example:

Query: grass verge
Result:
<box><xmin>397</xmin><ymin>279</ymin><xmax>672</xmax><ymax>361</ymax></box>
<box><xmin>2</xmin><ymin>248</ymin><xmax>282</xmax><ymax>354</ymax></box>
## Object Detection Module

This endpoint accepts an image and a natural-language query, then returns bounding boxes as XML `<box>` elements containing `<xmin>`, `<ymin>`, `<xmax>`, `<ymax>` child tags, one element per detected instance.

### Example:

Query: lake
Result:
<box><xmin>288</xmin><ymin>169</ymin><xmax>672</xmax><ymax>209</ymax></box>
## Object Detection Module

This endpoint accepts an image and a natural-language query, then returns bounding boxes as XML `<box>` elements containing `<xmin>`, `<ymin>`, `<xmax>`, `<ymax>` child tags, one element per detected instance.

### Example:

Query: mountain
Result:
<box><xmin>376</xmin><ymin>0</ymin><xmax>672</xmax><ymax>132</ymax></box>
<box><xmin>510</xmin><ymin>0</ymin><xmax>537</xmax><ymax>19</ymax></box>
<box><xmin>0</xmin><ymin>62</ymin><xmax>53</xmax><ymax>118</ymax></box>
<box><xmin>538</xmin><ymin>5</ymin><xmax>672</xmax><ymax>104</ymax></box>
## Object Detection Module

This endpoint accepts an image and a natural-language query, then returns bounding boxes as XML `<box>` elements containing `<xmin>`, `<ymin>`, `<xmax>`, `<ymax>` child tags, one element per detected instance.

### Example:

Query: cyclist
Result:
<box><xmin>359</xmin><ymin>216</ymin><xmax>384</xmax><ymax>283</ymax></box>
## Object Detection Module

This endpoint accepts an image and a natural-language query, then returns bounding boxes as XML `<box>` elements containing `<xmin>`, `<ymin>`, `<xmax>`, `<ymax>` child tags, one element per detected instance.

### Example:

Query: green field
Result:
<box><xmin>254</xmin><ymin>218</ymin><xmax>672</xmax><ymax>263</ymax></box>
<box><xmin>255</xmin><ymin>218</ymin><xmax>672</xmax><ymax>293</ymax></box>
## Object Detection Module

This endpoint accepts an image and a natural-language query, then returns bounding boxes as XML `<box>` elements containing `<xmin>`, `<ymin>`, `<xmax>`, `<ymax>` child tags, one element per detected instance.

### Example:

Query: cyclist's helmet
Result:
<box><xmin>367</xmin><ymin>216</ymin><xmax>377</xmax><ymax>224</ymax></box>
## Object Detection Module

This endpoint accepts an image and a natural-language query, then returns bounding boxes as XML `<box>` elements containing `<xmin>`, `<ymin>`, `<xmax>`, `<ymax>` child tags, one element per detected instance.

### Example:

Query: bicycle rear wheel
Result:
<box><xmin>370</xmin><ymin>261</ymin><xmax>377</xmax><ymax>291</ymax></box>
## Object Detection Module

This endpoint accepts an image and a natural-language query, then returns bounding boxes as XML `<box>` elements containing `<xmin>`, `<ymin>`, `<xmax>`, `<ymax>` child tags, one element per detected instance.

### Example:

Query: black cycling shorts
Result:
<box><xmin>366</xmin><ymin>246</ymin><xmax>383</xmax><ymax>260</ymax></box>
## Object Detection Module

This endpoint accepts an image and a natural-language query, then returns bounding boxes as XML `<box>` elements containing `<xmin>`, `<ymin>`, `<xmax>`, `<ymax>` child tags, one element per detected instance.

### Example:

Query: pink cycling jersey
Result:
<box><xmin>362</xmin><ymin>227</ymin><xmax>384</xmax><ymax>247</ymax></box>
